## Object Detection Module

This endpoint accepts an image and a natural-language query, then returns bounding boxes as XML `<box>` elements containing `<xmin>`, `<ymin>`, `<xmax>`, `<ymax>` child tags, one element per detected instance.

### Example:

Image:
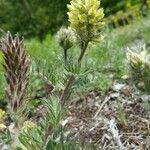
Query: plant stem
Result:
<box><xmin>60</xmin><ymin>41</ymin><xmax>88</xmax><ymax>104</ymax></box>
<box><xmin>10</xmin><ymin>125</ymin><xmax>20</xmax><ymax>149</ymax></box>
<box><xmin>64</xmin><ymin>48</ymin><xmax>68</xmax><ymax>65</ymax></box>
<box><xmin>60</xmin><ymin>75</ymin><xmax>75</xmax><ymax>105</ymax></box>
<box><xmin>43</xmin><ymin>125</ymin><xmax>52</xmax><ymax>148</ymax></box>
<box><xmin>78</xmin><ymin>41</ymin><xmax>89</xmax><ymax>63</ymax></box>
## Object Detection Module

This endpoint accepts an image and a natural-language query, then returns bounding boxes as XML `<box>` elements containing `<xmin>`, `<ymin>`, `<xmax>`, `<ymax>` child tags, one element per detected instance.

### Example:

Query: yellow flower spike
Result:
<box><xmin>67</xmin><ymin>0</ymin><xmax>104</xmax><ymax>43</ymax></box>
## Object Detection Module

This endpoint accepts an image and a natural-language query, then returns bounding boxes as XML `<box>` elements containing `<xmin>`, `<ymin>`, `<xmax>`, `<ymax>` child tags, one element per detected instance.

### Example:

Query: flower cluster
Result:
<box><xmin>67</xmin><ymin>0</ymin><xmax>104</xmax><ymax>43</ymax></box>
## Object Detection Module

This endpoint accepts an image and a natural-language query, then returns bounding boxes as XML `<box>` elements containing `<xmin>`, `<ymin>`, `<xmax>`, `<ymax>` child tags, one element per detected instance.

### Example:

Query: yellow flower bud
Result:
<box><xmin>127</xmin><ymin>45</ymin><xmax>150</xmax><ymax>92</ymax></box>
<box><xmin>0</xmin><ymin>123</ymin><xmax>6</xmax><ymax>130</ymax></box>
<box><xmin>0</xmin><ymin>109</ymin><xmax>5</xmax><ymax>121</ymax></box>
<box><xmin>22</xmin><ymin>120</ymin><xmax>36</xmax><ymax>132</ymax></box>
<box><xmin>127</xmin><ymin>45</ymin><xmax>150</xmax><ymax>68</ymax></box>
<box><xmin>127</xmin><ymin>50</ymin><xmax>142</xmax><ymax>68</ymax></box>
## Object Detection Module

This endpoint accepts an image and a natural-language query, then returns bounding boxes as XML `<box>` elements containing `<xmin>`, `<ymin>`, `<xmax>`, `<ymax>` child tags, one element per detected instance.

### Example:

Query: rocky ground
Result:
<box><xmin>62</xmin><ymin>79</ymin><xmax>150</xmax><ymax>150</ymax></box>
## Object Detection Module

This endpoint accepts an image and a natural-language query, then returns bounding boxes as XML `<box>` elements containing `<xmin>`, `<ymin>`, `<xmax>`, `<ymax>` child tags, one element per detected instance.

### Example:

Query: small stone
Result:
<box><xmin>110</xmin><ymin>93</ymin><xmax>120</xmax><ymax>100</ymax></box>
<box><xmin>121</xmin><ymin>75</ymin><xmax>129</xmax><ymax>80</ymax></box>
<box><xmin>112</xmin><ymin>83</ymin><xmax>125</xmax><ymax>92</ymax></box>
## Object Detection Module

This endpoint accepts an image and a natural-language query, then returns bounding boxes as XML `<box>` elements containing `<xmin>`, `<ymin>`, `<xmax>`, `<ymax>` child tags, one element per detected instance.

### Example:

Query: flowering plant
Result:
<box><xmin>127</xmin><ymin>45</ymin><xmax>150</xmax><ymax>92</ymax></box>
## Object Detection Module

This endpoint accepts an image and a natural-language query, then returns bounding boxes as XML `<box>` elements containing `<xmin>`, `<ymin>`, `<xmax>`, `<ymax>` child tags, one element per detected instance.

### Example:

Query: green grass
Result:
<box><xmin>0</xmin><ymin>14</ymin><xmax>150</xmax><ymax>103</ymax></box>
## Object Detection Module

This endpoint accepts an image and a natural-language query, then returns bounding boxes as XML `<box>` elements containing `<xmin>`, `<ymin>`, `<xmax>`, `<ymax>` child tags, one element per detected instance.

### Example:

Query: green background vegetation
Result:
<box><xmin>0</xmin><ymin>0</ymin><xmax>147</xmax><ymax>39</ymax></box>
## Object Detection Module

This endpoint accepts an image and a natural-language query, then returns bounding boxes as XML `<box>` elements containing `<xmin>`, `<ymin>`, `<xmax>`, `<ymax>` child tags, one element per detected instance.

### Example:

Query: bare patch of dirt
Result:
<box><xmin>63</xmin><ymin>80</ymin><xmax>150</xmax><ymax>149</ymax></box>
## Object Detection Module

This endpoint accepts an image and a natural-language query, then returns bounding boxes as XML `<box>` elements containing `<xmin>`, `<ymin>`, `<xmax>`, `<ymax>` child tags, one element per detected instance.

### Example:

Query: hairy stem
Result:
<box><xmin>10</xmin><ymin>126</ymin><xmax>20</xmax><ymax>149</ymax></box>
<box><xmin>60</xmin><ymin>75</ymin><xmax>75</xmax><ymax>105</ymax></box>
<box><xmin>60</xmin><ymin>41</ymin><xmax>88</xmax><ymax>104</ymax></box>
<box><xmin>43</xmin><ymin>125</ymin><xmax>52</xmax><ymax>148</ymax></box>
<box><xmin>78</xmin><ymin>41</ymin><xmax>89</xmax><ymax>63</ymax></box>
